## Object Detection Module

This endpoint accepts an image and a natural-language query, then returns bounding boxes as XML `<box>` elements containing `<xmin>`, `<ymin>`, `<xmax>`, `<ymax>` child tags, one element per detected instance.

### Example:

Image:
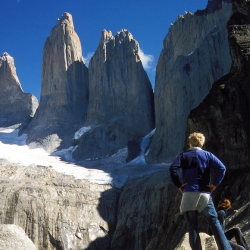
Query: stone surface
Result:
<box><xmin>0</xmin><ymin>159</ymin><xmax>119</xmax><ymax>250</ymax></box>
<box><xmin>174</xmin><ymin>233</ymin><xmax>217</xmax><ymax>250</ymax></box>
<box><xmin>0</xmin><ymin>52</ymin><xmax>38</xmax><ymax>127</ymax></box>
<box><xmin>186</xmin><ymin>0</ymin><xmax>250</xmax><ymax>173</ymax></box>
<box><xmin>26</xmin><ymin>13</ymin><xmax>89</xmax><ymax>153</ymax></box>
<box><xmin>111</xmin><ymin>169</ymin><xmax>177</xmax><ymax>250</ymax></box>
<box><xmin>73</xmin><ymin>29</ymin><xmax>154</xmax><ymax>161</ymax></box>
<box><xmin>146</xmin><ymin>0</ymin><xmax>232</xmax><ymax>164</ymax></box>
<box><xmin>0</xmin><ymin>224</ymin><xmax>37</xmax><ymax>250</ymax></box>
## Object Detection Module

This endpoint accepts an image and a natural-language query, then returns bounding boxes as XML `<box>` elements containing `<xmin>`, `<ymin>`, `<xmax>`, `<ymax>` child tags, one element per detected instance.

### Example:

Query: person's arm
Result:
<box><xmin>209</xmin><ymin>153</ymin><xmax>226</xmax><ymax>187</ymax></box>
<box><xmin>169</xmin><ymin>154</ymin><xmax>182</xmax><ymax>188</ymax></box>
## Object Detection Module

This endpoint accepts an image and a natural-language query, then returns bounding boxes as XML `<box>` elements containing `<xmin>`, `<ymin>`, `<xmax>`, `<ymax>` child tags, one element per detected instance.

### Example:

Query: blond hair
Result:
<box><xmin>189</xmin><ymin>132</ymin><xmax>205</xmax><ymax>148</ymax></box>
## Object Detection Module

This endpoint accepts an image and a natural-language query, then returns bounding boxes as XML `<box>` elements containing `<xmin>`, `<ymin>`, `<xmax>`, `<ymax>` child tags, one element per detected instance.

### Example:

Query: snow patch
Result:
<box><xmin>0</xmin><ymin>127</ymin><xmax>170</xmax><ymax>189</ymax></box>
<box><xmin>74</xmin><ymin>127</ymin><xmax>91</xmax><ymax>140</ymax></box>
<box><xmin>131</xmin><ymin>128</ymin><xmax>156</xmax><ymax>164</ymax></box>
<box><xmin>185</xmin><ymin>51</ymin><xmax>194</xmax><ymax>56</ymax></box>
<box><xmin>51</xmin><ymin>146</ymin><xmax>77</xmax><ymax>162</ymax></box>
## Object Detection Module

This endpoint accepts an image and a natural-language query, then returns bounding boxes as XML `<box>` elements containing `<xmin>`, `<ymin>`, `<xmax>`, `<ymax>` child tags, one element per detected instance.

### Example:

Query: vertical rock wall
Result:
<box><xmin>146</xmin><ymin>0</ymin><xmax>232</xmax><ymax>164</ymax></box>
<box><xmin>186</xmin><ymin>0</ymin><xmax>250</xmax><ymax>173</ymax></box>
<box><xmin>73</xmin><ymin>29</ymin><xmax>154</xmax><ymax>161</ymax></box>
<box><xmin>26</xmin><ymin>13</ymin><xmax>89</xmax><ymax>153</ymax></box>
<box><xmin>0</xmin><ymin>52</ymin><xmax>38</xmax><ymax>127</ymax></box>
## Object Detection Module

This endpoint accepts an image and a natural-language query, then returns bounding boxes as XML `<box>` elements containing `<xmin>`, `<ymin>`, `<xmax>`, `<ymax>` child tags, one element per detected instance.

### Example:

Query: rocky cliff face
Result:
<box><xmin>146</xmin><ymin>0</ymin><xmax>232</xmax><ymax>164</ymax></box>
<box><xmin>144</xmin><ymin>1</ymin><xmax>250</xmax><ymax>249</ymax></box>
<box><xmin>0</xmin><ymin>159</ymin><xmax>119</xmax><ymax>250</ymax></box>
<box><xmin>0</xmin><ymin>52</ymin><xmax>38</xmax><ymax>127</ymax></box>
<box><xmin>186</xmin><ymin>0</ymin><xmax>250</xmax><ymax>174</ymax></box>
<box><xmin>26</xmin><ymin>13</ymin><xmax>89</xmax><ymax>153</ymax></box>
<box><xmin>72</xmin><ymin>29</ymin><xmax>154</xmax><ymax>161</ymax></box>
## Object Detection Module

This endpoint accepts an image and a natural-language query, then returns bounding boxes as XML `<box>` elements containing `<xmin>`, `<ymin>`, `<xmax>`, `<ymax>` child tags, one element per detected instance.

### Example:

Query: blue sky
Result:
<box><xmin>1</xmin><ymin>0</ymin><xmax>208</xmax><ymax>101</ymax></box>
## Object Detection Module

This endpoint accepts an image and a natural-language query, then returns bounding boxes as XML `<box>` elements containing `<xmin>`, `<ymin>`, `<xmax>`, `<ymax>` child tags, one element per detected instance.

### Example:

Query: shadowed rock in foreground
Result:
<box><xmin>26</xmin><ymin>13</ymin><xmax>89</xmax><ymax>153</ymax></box>
<box><xmin>0</xmin><ymin>52</ymin><xmax>38</xmax><ymax>127</ymax></box>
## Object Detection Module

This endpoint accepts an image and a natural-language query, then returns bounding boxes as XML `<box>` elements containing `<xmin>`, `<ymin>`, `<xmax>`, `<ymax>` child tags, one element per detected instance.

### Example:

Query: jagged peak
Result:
<box><xmin>195</xmin><ymin>0</ymin><xmax>232</xmax><ymax>16</ymax></box>
<box><xmin>116</xmin><ymin>29</ymin><xmax>134</xmax><ymax>40</ymax></box>
<box><xmin>2</xmin><ymin>52</ymin><xmax>10</xmax><ymax>57</ymax></box>
<box><xmin>100</xmin><ymin>29</ymin><xmax>114</xmax><ymax>44</ymax></box>
<box><xmin>57</xmin><ymin>12</ymin><xmax>73</xmax><ymax>25</ymax></box>
<box><xmin>0</xmin><ymin>52</ymin><xmax>14</xmax><ymax>65</ymax></box>
<box><xmin>100</xmin><ymin>29</ymin><xmax>135</xmax><ymax>46</ymax></box>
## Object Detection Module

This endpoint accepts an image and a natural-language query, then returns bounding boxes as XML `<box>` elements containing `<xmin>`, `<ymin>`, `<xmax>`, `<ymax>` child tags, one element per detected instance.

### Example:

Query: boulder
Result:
<box><xmin>146</xmin><ymin>0</ymin><xmax>232</xmax><ymax>164</ymax></box>
<box><xmin>0</xmin><ymin>52</ymin><xmax>38</xmax><ymax>127</ymax></box>
<box><xmin>174</xmin><ymin>233</ymin><xmax>218</xmax><ymax>250</ymax></box>
<box><xmin>26</xmin><ymin>13</ymin><xmax>89</xmax><ymax>152</ymax></box>
<box><xmin>0</xmin><ymin>224</ymin><xmax>37</xmax><ymax>250</ymax></box>
<box><xmin>73</xmin><ymin>29</ymin><xmax>154</xmax><ymax>161</ymax></box>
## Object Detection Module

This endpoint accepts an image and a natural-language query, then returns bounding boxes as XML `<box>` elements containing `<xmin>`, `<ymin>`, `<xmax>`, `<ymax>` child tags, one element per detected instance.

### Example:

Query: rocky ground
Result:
<box><xmin>0</xmin><ymin>159</ymin><xmax>119</xmax><ymax>250</ymax></box>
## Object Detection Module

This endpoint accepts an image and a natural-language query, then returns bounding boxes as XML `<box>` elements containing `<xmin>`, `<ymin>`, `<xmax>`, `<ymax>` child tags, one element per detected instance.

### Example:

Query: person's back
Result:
<box><xmin>172</xmin><ymin>149</ymin><xmax>225</xmax><ymax>193</ymax></box>
<box><xmin>170</xmin><ymin>132</ymin><xmax>232</xmax><ymax>250</ymax></box>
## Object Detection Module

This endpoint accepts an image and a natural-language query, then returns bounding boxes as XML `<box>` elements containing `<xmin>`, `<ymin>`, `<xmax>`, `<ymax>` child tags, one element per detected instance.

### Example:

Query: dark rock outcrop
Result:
<box><xmin>126</xmin><ymin>137</ymin><xmax>143</xmax><ymax>163</ymax></box>
<box><xmin>146</xmin><ymin>0</ymin><xmax>232</xmax><ymax>164</ymax></box>
<box><xmin>73</xmin><ymin>29</ymin><xmax>154</xmax><ymax>161</ymax></box>
<box><xmin>26</xmin><ymin>13</ymin><xmax>89</xmax><ymax>153</ymax></box>
<box><xmin>196</xmin><ymin>0</ymin><xmax>232</xmax><ymax>16</ymax></box>
<box><xmin>0</xmin><ymin>53</ymin><xmax>38</xmax><ymax>127</ymax></box>
<box><xmin>186</xmin><ymin>0</ymin><xmax>250</xmax><ymax>173</ymax></box>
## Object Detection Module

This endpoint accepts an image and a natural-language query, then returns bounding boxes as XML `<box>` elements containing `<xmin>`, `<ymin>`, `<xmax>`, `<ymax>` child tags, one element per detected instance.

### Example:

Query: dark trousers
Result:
<box><xmin>185</xmin><ymin>196</ymin><xmax>232</xmax><ymax>250</ymax></box>
<box><xmin>225</xmin><ymin>227</ymin><xmax>249</xmax><ymax>250</ymax></box>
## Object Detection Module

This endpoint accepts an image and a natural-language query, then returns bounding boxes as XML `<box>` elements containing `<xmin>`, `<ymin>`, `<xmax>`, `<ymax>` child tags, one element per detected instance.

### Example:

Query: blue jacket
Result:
<box><xmin>170</xmin><ymin>148</ymin><xmax>226</xmax><ymax>193</ymax></box>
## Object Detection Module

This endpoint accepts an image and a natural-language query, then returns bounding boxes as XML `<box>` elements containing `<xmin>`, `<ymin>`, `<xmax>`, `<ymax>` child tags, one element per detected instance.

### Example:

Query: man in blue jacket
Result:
<box><xmin>170</xmin><ymin>132</ymin><xmax>232</xmax><ymax>250</ymax></box>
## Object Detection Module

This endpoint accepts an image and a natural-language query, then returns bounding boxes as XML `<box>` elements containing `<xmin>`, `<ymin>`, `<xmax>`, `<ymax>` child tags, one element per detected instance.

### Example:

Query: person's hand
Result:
<box><xmin>179</xmin><ymin>182</ymin><xmax>188</xmax><ymax>193</ymax></box>
<box><xmin>207</xmin><ymin>184</ymin><xmax>216</xmax><ymax>193</ymax></box>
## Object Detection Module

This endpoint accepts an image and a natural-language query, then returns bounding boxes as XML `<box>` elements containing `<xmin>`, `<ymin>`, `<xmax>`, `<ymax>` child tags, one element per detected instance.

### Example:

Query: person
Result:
<box><xmin>208</xmin><ymin>198</ymin><xmax>249</xmax><ymax>250</ymax></box>
<box><xmin>170</xmin><ymin>132</ymin><xmax>232</xmax><ymax>250</ymax></box>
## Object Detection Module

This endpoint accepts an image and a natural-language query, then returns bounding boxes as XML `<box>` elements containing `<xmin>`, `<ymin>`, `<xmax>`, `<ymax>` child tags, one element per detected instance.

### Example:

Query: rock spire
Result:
<box><xmin>26</xmin><ymin>12</ymin><xmax>89</xmax><ymax>152</ymax></box>
<box><xmin>0</xmin><ymin>52</ymin><xmax>38</xmax><ymax>127</ymax></box>
<box><xmin>72</xmin><ymin>29</ymin><xmax>154</xmax><ymax>160</ymax></box>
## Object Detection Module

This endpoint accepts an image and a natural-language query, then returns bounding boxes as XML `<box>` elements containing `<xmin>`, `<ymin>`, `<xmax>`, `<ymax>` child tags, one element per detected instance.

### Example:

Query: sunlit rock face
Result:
<box><xmin>73</xmin><ymin>29</ymin><xmax>154</xmax><ymax>161</ymax></box>
<box><xmin>186</xmin><ymin>0</ymin><xmax>250</xmax><ymax>173</ymax></box>
<box><xmin>0</xmin><ymin>52</ymin><xmax>38</xmax><ymax>127</ymax></box>
<box><xmin>26</xmin><ymin>12</ymin><xmax>89</xmax><ymax>153</ymax></box>
<box><xmin>146</xmin><ymin>0</ymin><xmax>232</xmax><ymax>164</ymax></box>
<box><xmin>0</xmin><ymin>160</ymin><xmax>119</xmax><ymax>250</ymax></box>
<box><xmin>0</xmin><ymin>224</ymin><xmax>37</xmax><ymax>250</ymax></box>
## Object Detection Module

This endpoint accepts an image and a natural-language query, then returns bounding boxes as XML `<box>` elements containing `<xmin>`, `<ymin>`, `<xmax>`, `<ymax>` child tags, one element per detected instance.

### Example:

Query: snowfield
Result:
<box><xmin>0</xmin><ymin>127</ymin><xmax>170</xmax><ymax>189</ymax></box>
